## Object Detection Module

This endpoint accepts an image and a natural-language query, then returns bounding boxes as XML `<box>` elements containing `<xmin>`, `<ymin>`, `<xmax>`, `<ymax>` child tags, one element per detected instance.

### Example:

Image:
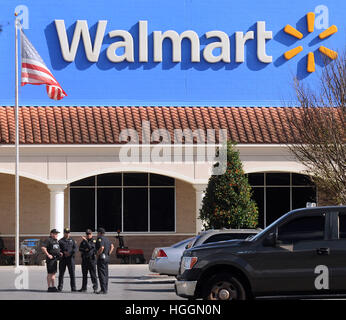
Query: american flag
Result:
<box><xmin>20</xmin><ymin>29</ymin><xmax>67</xmax><ymax>100</ymax></box>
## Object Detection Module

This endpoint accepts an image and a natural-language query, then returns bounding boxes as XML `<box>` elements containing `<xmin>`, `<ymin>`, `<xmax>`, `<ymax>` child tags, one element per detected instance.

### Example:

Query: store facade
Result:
<box><xmin>0</xmin><ymin>0</ymin><xmax>344</xmax><ymax>262</ymax></box>
<box><xmin>0</xmin><ymin>105</ymin><xmax>335</xmax><ymax>262</ymax></box>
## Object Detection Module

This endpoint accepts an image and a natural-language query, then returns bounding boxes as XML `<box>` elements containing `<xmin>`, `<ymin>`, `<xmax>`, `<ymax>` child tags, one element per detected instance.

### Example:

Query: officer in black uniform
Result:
<box><xmin>0</xmin><ymin>235</ymin><xmax>4</xmax><ymax>253</ymax></box>
<box><xmin>41</xmin><ymin>229</ymin><xmax>62</xmax><ymax>292</ymax></box>
<box><xmin>58</xmin><ymin>228</ymin><xmax>77</xmax><ymax>292</ymax></box>
<box><xmin>95</xmin><ymin>227</ymin><xmax>114</xmax><ymax>294</ymax></box>
<box><xmin>78</xmin><ymin>229</ymin><xmax>98</xmax><ymax>293</ymax></box>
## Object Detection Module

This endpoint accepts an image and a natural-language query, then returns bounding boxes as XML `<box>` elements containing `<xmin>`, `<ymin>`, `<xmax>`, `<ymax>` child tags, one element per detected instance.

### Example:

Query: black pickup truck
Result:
<box><xmin>175</xmin><ymin>206</ymin><xmax>346</xmax><ymax>300</ymax></box>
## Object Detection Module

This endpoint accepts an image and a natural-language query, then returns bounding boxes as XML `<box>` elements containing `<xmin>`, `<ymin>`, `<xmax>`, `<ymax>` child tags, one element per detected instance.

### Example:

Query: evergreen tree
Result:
<box><xmin>199</xmin><ymin>142</ymin><xmax>258</xmax><ymax>229</ymax></box>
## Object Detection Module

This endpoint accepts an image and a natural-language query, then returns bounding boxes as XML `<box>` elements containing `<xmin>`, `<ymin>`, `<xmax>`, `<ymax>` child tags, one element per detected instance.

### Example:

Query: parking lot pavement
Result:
<box><xmin>0</xmin><ymin>265</ymin><xmax>185</xmax><ymax>300</ymax></box>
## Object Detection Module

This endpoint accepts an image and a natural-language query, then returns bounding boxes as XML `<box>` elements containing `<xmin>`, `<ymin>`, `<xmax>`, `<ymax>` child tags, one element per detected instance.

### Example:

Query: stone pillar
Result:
<box><xmin>193</xmin><ymin>184</ymin><xmax>207</xmax><ymax>234</ymax></box>
<box><xmin>47</xmin><ymin>184</ymin><xmax>67</xmax><ymax>233</ymax></box>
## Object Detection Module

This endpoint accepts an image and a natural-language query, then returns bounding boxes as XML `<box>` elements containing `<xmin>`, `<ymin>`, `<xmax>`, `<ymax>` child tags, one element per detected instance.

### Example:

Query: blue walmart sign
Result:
<box><xmin>0</xmin><ymin>0</ymin><xmax>344</xmax><ymax>106</ymax></box>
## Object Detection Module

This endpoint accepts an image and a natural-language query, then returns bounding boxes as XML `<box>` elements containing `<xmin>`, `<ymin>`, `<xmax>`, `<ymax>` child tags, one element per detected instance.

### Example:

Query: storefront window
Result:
<box><xmin>248</xmin><ymin>172</ymin><xmax>317</xmax><ymax>228</ymax></box>
<box><xmin>70</xmin><ymin>176</ymin><xmax>95</xmax><ymax>187</ymax></box>
<box><xmin>266</xmin><ymin>173</ymin><xmax>290</xmax><ymax>186</ymax></box>
<box><xmin>70</xmin><ymin>188</ymin><xmax>95</xmax><ymax>231</ymax></box>
<box><xmin>97</xmin><ymin>188</ymin><xmax>122</xmax><ymax>232</ymax></box>
<box><xmin>69</xmin><ymin>173</ymin><xmax>175</xmax><ymax>233</ymax></box>
<box><xmin>266</xmin><ymin>187</ymin><xmax>291</xmax><ymax>225</ymax></box>
<box><xmin>150</xmin><ymin>188</ymin><xmax>175</xmax><ymax>231</ymax></box>
<box><xmin>248</xmin><ymin>173</ymin><xmax>264</xmax><ymax>186</ymax></box>
<box><xmin>123</xmin><ymin>188</ymin><xmax>148</xmax><ymax>232</ymax></box>
<box><xmin>97</xmin><ymin>173</ymin><xmax>122</xmax><ymax>186</ymax></box>
<box><xmin>251</xmin><ymin>187</ymin><xmax>264</xmax><ymax>229</ymax></box>
<box><xmin>123</xmin><ymin>173</ymin><xmax>148</xmax><ymax>186</ymax></box>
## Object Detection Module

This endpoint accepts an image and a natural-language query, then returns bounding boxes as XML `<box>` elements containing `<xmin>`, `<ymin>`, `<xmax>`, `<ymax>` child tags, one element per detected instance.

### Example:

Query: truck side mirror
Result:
<box><xmin>263</xmin><ymin>232</ymin><xmax>277</xmax><ymax>247</ymax></box>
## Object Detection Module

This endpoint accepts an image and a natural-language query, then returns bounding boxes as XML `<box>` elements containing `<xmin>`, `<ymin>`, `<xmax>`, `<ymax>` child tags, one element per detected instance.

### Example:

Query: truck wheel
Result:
<box><xmin>204</xmin><ymin>273</ymin><xmax>246</xmax><ymax>300</ymax></box>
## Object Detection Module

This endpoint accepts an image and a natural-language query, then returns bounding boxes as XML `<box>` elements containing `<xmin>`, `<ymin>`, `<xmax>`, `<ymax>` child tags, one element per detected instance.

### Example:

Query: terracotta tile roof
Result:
<box><xmin>0</xmin><ymin>106</ymin><xmax>341</xmax><ymax>145</ymax></box>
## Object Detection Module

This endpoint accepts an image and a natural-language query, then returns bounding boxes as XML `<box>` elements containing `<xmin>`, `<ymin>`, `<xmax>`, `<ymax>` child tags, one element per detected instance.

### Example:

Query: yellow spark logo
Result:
<box><xmin>283</xmin><ymin>12</ymin><xmax>338</xmax><ymax>73</ymax></box>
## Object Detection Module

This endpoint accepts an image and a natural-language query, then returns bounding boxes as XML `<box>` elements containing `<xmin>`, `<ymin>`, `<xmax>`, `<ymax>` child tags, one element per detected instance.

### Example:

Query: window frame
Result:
<box><xmin>68</xmin><ymin>172</ymin><xmax>176</xmax><ymax>233</ymax></box>
<box><xmin>248</xmin><ymin>172</ymin><xmax>317</xmax><ymax>228</ymax></box>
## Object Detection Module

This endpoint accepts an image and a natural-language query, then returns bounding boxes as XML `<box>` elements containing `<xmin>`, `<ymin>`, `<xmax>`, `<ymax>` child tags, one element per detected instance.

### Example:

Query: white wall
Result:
<box><xmin>0</xmin><ymin>144</ymin><xmax>306</xmax><ymax>185</ymax></box>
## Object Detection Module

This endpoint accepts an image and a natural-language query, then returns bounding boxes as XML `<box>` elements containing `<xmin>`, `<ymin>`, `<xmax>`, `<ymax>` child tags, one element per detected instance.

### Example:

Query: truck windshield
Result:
<box><xmin>244</xmin><ymin>235</ymin><xmax>256</xmax><ymax>240</ymax></box>
<box><xmin>250</xmin><ymin>213</ymin><xmax>290</xmax><ymax>241</ymax></box>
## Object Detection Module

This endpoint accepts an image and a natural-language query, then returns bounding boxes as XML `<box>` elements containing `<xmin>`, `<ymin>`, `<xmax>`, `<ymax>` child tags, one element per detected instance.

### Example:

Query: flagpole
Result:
<box><xmin>14</xmin><ymin>13</ymin><xmax>20</xmax><ymax>268</ymax></box>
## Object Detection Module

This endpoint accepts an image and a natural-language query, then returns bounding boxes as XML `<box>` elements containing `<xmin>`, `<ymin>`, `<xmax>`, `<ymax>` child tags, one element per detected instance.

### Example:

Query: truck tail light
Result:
<box><xmin>157</xmin><ymin>249</ymin><xmax>168</xmax><ymax>258</ymax></box>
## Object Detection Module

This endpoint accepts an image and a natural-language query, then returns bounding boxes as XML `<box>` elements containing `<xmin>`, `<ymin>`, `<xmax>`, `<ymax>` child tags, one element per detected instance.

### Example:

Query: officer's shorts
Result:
<box><xmin>46</xmin><ymin>258</ymin><xmax>57</xmax><ymax>274</ymax></box>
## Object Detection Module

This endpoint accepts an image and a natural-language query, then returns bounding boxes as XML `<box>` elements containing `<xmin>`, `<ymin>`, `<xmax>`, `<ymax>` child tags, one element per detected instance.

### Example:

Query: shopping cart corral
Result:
<box><xmin>0</xmin><ymin>237</ymin><xmax>44</xmax><ymax>265</ymax></box>
<box><xmin>20</xmin><ymin>239</ymin><xmax>45</xmax><ymax>265</ymax></box>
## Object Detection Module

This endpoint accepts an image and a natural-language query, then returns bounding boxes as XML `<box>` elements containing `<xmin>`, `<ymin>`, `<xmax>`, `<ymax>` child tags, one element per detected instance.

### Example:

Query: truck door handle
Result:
<box><xmin>316</xmin><ymin>248</ymin><xmax>330</xmax><ymax>255</ymax></box>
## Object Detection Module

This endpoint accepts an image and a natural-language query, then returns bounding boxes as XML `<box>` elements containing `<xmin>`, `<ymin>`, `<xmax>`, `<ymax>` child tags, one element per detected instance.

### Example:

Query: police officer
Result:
<box><xmin>58</xmin><ymin>228</ymin><xmax>77</xmax><ymax>292</ymax></box>
<box><xmin>0</xmin><ymin>234</ymin><xmax>4</xmax><ymax>253</ymax></box>
<box><xmin>95</xmin><ymin>228</ymin><xmax>114</xmax><ymax>294</ymax></box>
<box><xmin>78</xmin><ymin>229</ymin><xmax>98</xmax><ymax>293</ymax></box>
<box><xmin>41</xmin><ymin>229</ymin><xmax>63</xmax><ymax>292</ymax></box>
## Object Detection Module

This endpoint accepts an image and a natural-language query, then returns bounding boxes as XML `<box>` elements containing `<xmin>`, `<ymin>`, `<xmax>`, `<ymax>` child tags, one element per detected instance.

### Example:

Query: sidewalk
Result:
<box><xmin>0</xmin><ymin>265</ymin><xmax>182</xmax><ymax>300</ymax></box>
